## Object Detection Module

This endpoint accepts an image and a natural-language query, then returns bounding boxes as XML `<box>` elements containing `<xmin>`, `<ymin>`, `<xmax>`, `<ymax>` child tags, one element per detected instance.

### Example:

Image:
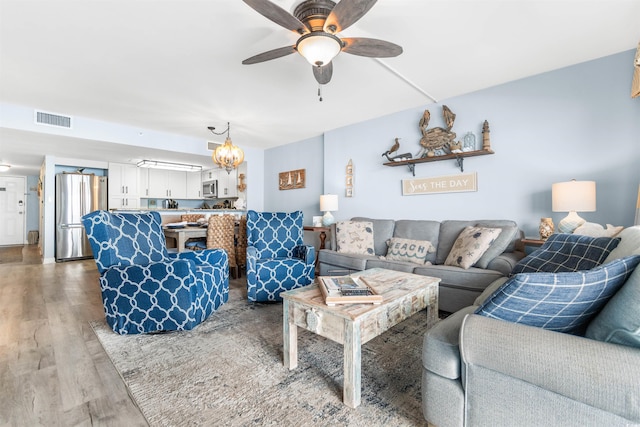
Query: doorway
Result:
<box><xmin>0</xmin><ymin>176</ymin><xmax>26</xmax><ymax>245</ymax></box>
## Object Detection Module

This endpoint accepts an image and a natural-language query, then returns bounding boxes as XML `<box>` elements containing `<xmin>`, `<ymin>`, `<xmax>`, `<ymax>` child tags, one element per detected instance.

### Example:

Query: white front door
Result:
<box><xmin>0</xmin><ymin>176</ymin><xmax>25</xmax><ymax>245</ymax></box>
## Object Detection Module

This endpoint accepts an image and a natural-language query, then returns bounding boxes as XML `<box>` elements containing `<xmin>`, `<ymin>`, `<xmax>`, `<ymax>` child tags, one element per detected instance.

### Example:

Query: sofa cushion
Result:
<box><xmin>474</xmin><ymin>221</ymin><xmax>519</xmax><ymax>269</ymax></box>
<box><xmin>393</xmin><ymin>220</ymin><xmax>441</xmax><ymax>263</ymax></box>
<box><xmin>335</xmin><ymin>221</ymin><xmax>375</xmax><ymax>255</ymax></box>
<box><xmin>365</xmin><ymin>257</ymin><xmax>416</xmax><ymax>273</ymax></box>
<box><xmin>475</xmin><ymin>255</ymin><xmax>640</xmax><ymax>333</ymax></box>
<box><xmin>511</xmin><ymin>233</ymin><xmax>620</xmax><ymax>275</ymax></box>
<box><xmin>444</xmin><ymin>226</ymin><xmax>502</xmax><ymax>269</ymax></box>
<box><xmin>602</xmin><ymin>225</ymin><xmax>640</xmax><ymax>263</ymax></box>
<box><xmin>384</xmin><ymin>237</ymin><xmax>435</xmax><ymax>265</ymax></box>
<box><xmin>414</xmin><ymin>264</ymin><xmax>504</xmax><ymax>294</ymax></box>
<box><xmin>318</xmin><ymin>249</ymin><xmax>372</xmax><ymax>273</ymax></box>
<box><xmin>351</xmin><ymin>217</ymin><xmax>395</xmax><ymax>256</ymax></box>
<box><xmin>436</xmin><ymin>220</ymin><xmax>475</xmax><ymax>265</ymax></box>
<box><xmin>423</xmin><ymin>306</ymin><xmax>477</xmax><ymax>379</ymax></box>
<box><xmin>586</xmin><ymin>265</ymin><xmax>640</xmax><ymax>348</ymax></box>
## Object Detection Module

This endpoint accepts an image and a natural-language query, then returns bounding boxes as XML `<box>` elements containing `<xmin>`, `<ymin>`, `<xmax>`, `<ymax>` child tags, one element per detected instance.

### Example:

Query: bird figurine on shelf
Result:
<box><xmin>382</xmin><ymin>138</ymin><xmax>412</xmax><ymax>162</ymax></box>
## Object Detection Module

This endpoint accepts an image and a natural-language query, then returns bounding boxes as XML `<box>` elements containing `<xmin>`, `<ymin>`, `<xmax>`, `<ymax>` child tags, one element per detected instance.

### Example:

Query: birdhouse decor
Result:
<box><xmin>345</xmin><ymin>159</ymin><xmax>354</xmax><ymax>197</ymax></box>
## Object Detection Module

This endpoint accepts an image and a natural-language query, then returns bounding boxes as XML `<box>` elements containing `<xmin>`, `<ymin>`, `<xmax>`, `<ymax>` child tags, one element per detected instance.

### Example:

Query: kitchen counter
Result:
<box><xmin>110</xmin><ymin>208</ymin><xmax>245</xmax><ymax>214</ymax></box>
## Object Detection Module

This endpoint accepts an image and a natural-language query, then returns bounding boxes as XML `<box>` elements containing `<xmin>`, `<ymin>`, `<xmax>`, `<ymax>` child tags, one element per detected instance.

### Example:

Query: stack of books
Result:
<box><xmin>317</xmin><ymin>275</ymin><xmax>383</xmax><ymax>306</ymax></box>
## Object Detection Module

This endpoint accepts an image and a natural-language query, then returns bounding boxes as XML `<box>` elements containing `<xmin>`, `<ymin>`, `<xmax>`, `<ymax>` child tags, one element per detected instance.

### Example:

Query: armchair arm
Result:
<box><xmin>293</xmin><ymin>244</ymin><xmax>315</xmax><ymax>266</ymax></box>
<box><xmin>486</xmin><ymin>251</ymin><xmax>525</xmax><ymax>276</ymax></box>
<box><xmin>171</xmin><ymin>248</ymin><xmax>228</xmax><ymax>269</ymax></box>
<box><xmin>460</xmin><ymin>314</ymin><xmax>640</xmax><ymax>422</ymax></box>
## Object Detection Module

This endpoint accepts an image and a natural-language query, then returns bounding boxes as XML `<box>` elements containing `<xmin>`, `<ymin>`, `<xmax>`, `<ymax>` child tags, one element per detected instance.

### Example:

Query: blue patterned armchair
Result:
<box><xmin>246</xmin><ymin>210</ymin><xmax>315</xmax><ymax>302</ymax></box>
<box><xmin>82</xmin><ymin>210</ymin><xmax>229</xmax><ymax>334</ymax></box>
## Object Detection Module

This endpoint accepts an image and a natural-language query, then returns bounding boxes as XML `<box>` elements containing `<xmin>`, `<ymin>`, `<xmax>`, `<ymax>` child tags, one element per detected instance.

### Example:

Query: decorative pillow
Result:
<box><xmin>511</xmin><ymin>233</ymin><xmax>620</xmax><ymax>275</ymax></box>
<box><xmin>474</xmin><ymin>223</ymin><xmax>519</xmax><ymax>269</ymax></box>
<box><xmin>336</xmin><ymin>221</ymin><xmax>375</xmax><ymax>256</ymax></box>
<box><xmin>384</xmin><ymin>237</ymin><xmax>435</xmax><ymax>265</ymax></box>
<box><xmin>444</xmin><ymin>226</ymin><xmax>502</xmax><ymax>269</ymax></box>
<box><xmin>603</xmin><ymin>226</ymin><xmax>640</xmax><ymax>264</ymax></box>
<box><xmin>585</xmin><ymin>265</ymin><xmax>640</xmax><ymax>348</ymax></box>
<box><xmin>573</xmin><ymin>222</ymin><xmax>623</xmax><ymax>238</ymax></box>
<box><xmin>475</xmin><ymin>255</ymin><xmax>640</xmax><ymax>334</ymax></box>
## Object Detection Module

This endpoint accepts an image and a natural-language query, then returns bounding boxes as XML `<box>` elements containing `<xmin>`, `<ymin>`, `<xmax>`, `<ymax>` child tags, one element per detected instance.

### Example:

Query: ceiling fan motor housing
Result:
<box><xmin>294</xmin><ymin>0</ymin><xmax>336</xmax><ymax>32</ymax></box>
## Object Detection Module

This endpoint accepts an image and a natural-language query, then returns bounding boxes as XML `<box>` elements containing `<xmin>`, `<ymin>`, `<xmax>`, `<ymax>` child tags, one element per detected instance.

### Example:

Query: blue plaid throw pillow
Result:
<box><xmin>512</xmin><ymin>233</ymin><xmax>620</xmax><ymax>275</ymax></box>
<box><xmin>475</xmin><ymin>255</ymin><xmax>640</xmax><ymax>333</ymax></box>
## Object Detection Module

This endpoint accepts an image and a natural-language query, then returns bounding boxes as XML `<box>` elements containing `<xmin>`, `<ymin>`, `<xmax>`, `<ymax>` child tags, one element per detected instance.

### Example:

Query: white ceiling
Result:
<box><xmin>1</xmin><ymin>0</ymin><xmax>639</xmax><ymax>176</ymax></box>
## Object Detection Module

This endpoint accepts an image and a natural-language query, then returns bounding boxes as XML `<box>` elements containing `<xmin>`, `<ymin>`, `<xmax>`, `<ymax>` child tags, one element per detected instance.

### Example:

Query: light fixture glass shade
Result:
<box><xmin>552</xmin><ymin>180</ymin><xmax>596</xmax><ymax>233</ymax></box>
<box><xmin>320</xmin><ymin>194</ymin><xmax>339</xmax><ymax>226</ymax></box>
<box><xmin>137</xmin><ymin>160</ymin><xmax>202</xmax><ymax>172</ymax></box>
<box><xmin>0</xmin><ymin>164</ymin><xmax>11</xmax><ymax>172</ymax></box>
<box><xmin>296</xmin><ymin>33</ymin><xmax>342</xmax><ymax>66</ymax></box>
<box><xmin>213</xmin><ymin>137</ymin><xmax>245</xmax><ymax>174</ymax></box>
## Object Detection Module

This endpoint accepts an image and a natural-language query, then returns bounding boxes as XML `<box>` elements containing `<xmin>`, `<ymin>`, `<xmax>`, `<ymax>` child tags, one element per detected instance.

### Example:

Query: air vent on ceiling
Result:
<box><xmin>207</xmin><ymin>141</ymin><xmax>221</xmax><ymax>151</ymax></box>
<box><xmin>35</xmin><ymin>110</ymin><xmax>72</xmax><ymax>128</ymax></box>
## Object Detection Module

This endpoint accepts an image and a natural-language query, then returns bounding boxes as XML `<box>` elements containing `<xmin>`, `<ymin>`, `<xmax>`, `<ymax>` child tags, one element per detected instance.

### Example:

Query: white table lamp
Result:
<box><xmin>552</xmin><ymin>180</ymin><xmax>596</xmax><ymax>233</ymax></box>
<box><xmin>320</xmin><ymin>194</ymin><xmax>339</xmax><ymax>226</ymax></box>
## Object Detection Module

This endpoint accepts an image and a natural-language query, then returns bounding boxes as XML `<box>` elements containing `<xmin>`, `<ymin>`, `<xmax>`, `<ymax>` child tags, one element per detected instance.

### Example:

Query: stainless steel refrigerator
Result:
<box><xmin>56</xmin><ymin>173</ymin><xmax>108</xmax><ymax>262</ymax></box>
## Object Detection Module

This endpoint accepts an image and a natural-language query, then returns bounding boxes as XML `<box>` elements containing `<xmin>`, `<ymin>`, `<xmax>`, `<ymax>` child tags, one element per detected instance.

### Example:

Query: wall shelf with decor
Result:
<box><xmin>383</xmin><ymin>149</ymin><xmax>494</xmax><ymax>176</ymax></box>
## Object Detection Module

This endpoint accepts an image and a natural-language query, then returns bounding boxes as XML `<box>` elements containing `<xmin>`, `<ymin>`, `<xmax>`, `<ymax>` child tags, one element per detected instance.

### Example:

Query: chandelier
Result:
<box><xmin>208</xmin><ymin>122</ymin><xmax>244</xmax><ymax>174</ymax></box>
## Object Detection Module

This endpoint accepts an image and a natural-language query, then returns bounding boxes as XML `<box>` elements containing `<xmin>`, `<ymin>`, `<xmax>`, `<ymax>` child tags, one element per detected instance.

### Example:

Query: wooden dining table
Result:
<box><xmin>163</xmin><ymin>226</ymin><xmax>207</xmax><ymax>253</ymax></box>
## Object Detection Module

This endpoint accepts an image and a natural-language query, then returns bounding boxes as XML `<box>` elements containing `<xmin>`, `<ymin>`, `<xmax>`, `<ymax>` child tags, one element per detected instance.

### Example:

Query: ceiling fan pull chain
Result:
<box><xmin>318</xmin><ymin>85</ymin><xmax>323</xmax><ymax>102</ymax></box>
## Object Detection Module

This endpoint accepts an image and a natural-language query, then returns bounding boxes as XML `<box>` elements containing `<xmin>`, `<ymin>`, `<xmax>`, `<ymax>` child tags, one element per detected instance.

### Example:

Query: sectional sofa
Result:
<box><xmin>422</xmin><ymin>229</ymin><xmax>640</xmax><ymax>426</ymax></box>
<box><xmin>317</xmin><ymin>217</ymin><xmax>525</xmax><ymax>313</ymax></box>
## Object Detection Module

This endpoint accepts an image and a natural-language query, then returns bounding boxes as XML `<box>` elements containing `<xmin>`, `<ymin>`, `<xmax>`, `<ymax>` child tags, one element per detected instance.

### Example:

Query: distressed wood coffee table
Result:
<box><xmin>281</xmin><ymin>268</ymin><xmax>440</xmax><ymax>408</ymax></box>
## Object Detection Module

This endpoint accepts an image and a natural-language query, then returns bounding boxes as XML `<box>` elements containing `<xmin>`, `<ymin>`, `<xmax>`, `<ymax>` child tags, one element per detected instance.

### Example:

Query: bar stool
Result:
<box><xmin>207</xmin><ymin>215</ymin><xmax>238</xmax><ymax>278</ymax></box>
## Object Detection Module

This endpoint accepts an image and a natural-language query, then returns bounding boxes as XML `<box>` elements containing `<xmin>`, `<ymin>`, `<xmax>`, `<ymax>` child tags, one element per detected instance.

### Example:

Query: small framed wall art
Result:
<box><xmin>279</xmin><ymin>169</ymin><xmax>305</xmax><ymax>190</ymax></box>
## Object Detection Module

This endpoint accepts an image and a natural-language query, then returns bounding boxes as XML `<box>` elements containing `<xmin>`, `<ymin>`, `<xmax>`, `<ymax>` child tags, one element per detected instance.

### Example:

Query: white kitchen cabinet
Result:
<box><xmin>186</xmin><ymin>172</ymin><xmax>202</xmax><ymax>199</ymax></box>
<box><xmin>108</xmin><ymin>196</ymin><xmax>140</xmax><ymax>209</ymax></box>
<box><xmin>139</xmin><ymin>168</ymin><xmax>149</xmax><ymax>197</ymax></box>
<box><xmin>201</xmin><ymin>167</ymin><xmax>238</xmax><ymax>198</ymax></box>
<box><xmin>202</xmin><ymin>168</ymin><xmax>218</xmax><ymax>182</ymax></box>
<box><xmin>218</xmin><ymin>169</ymin><xmax>238</xmax><ymax>198</ymax></box>
<box><xmin>148</xmin><ymin>169</ymin><xmax>187</xmax><ymax>199</ymax></box>
<box><xmin>108</xmin><ymin>162</ymin><xmax>139</xmax><ymax>209</ymax></box>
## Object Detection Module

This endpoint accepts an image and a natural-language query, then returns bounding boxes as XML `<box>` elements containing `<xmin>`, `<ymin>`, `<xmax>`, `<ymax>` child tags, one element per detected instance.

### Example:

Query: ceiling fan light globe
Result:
<box><xmin>296</xmin><ymin>33</ymin><xmax>341</xmax><ymax>67</ymax></box>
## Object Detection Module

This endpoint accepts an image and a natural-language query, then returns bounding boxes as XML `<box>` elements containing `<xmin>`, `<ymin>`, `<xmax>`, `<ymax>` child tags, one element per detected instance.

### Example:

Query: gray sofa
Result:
<box><xmin>318</xmin><ymin>217</ymin><xmax>525</xmax><ymax>313</ymax></box>
<box><xmin>422</xmin><ymin>227</ymin><xmax>640</xmax><ymax>427</ymax></box>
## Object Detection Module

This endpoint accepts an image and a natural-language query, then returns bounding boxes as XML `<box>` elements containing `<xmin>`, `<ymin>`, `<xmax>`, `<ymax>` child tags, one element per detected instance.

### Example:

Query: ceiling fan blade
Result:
<box><xmin>341</xmin><ymin>37</ymin><xmax>403</xmax><ymax>58</ymax></box>
<box><xmin>324</xmin><ymin>0</ymin><xmax>378</xmax><ymax>33</ymax></box>
<box><xmin>243</xmin><ymin>0</ymin><xmax>309</xmax><ymax>34</ymax></box>
<box><xmin>242</xmin><ymin>46</ymin><xmax>296</xmax><ymax>65</ymax></box>
<box><xmin>313</xmin><ymin>62</ymin><xmax>333</xmax><ymax>85</ymax></box>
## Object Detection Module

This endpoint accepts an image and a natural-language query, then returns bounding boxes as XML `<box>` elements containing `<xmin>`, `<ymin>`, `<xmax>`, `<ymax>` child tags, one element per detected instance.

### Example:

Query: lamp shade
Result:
<box><xmin>552</xmin><ymin>180</ymin><xmax>596</xmax><ymax>212</ymax></box>
<box><xmin>320</xmin><ymin>194</ymin><xmax>338</xmax><ymax>212</ymax></box>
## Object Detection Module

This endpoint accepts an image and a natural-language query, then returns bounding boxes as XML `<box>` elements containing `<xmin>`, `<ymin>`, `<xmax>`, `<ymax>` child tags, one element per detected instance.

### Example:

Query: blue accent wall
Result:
<box><xmin>265</xmin><ymin>49</ymin><xmax>640</xmax><ymax>237</ymax></box>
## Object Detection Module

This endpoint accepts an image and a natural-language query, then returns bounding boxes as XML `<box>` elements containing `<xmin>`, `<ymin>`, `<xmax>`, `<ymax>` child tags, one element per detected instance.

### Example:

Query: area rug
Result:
<box><xmin>0</xmin><ymin>246</ymin><xmax>23</xmax><ymax>264</ymax></box>
<box><xmin>91</xmin><ymin>282</ymin><xmax>431</xmax><ymax>426</ymax></box>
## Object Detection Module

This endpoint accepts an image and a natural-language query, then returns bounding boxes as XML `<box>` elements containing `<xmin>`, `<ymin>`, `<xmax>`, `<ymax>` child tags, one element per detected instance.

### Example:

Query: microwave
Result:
<box><xmin>202</xmin><ymin>180</ymin><xmax>218</xmax><ymax>198</ymax></box>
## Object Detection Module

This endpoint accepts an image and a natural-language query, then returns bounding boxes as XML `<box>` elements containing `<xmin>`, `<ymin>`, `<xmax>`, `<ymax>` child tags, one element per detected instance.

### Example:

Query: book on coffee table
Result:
<box><xmin>317</xmin><ymin>275</ymin><xmax>383</xmax><ymax>306</ymax></box>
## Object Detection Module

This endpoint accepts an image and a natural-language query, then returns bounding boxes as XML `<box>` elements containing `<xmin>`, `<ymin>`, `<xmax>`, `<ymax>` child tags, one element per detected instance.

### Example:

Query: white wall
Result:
<box><xmin>267</xmin><ymin>50</ymin><xmax>640</xmax><ymax>238</ymax></box>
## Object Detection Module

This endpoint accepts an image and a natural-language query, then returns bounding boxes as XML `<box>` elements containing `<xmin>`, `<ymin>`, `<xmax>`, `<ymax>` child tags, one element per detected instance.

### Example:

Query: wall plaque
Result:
<box><xmin>279</xmin><ymin>169</ymin><xmax>305</xmax><ymax>190</ymax></box>
<box><xmin>402</xmin><ymin>172</ymin><xmax>477</xmax><ymax>195</ymax></box>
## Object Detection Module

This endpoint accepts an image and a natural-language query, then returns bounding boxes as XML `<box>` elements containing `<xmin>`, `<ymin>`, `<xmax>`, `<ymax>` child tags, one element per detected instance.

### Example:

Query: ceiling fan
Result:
<box><xmin>241</xmin><ymin>0</ymin><xmax>403</xmax><ymax>85</ymax></box>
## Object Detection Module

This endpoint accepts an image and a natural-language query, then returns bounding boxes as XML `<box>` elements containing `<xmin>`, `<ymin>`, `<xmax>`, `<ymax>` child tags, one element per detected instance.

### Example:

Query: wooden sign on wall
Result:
<box><xmin>402</xmin><ymin>172</ymin><xmax>477</xmax><ymax>195</ymax></box>
<box><xmin>279</xmin><ymin>169</ymin><xmax>306</xmax><ymax>190</ymax></box>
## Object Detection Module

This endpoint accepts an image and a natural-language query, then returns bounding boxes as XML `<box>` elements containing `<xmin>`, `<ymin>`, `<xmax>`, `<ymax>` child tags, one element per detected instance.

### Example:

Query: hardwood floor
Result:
<box><xmin>0</xmin><ymin>245</ymin><xmax>148</xmax><ymax>426</ymax></box>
